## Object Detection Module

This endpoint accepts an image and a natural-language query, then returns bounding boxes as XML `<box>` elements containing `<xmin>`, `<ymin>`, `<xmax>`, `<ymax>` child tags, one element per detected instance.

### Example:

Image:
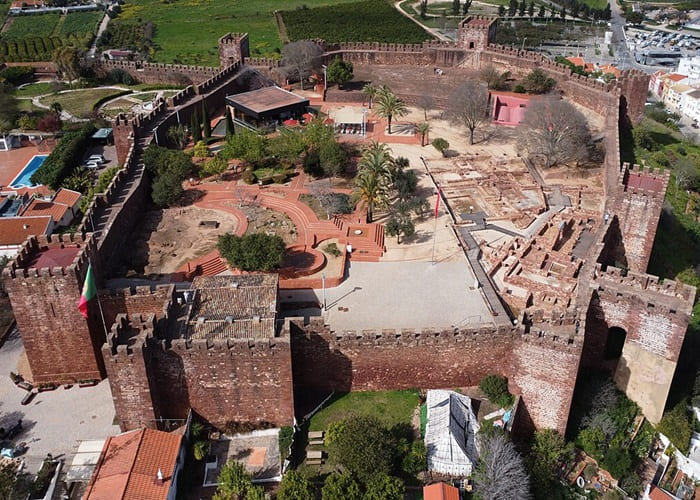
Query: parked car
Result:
<box><xmin>82</xmin><ymin>161</ymin><xmax>100</xmax><ymax>169</ymax></box>
<box><xmin>87</xmin><ymin>154</ymin><xmax>105</xmax><ymax>164</ymax></box>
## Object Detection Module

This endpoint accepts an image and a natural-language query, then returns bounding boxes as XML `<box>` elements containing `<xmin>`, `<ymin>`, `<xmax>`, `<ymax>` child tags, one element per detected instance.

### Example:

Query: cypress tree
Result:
<box><xmin>225</xmin><ymin>108</ymin><xmax>235</xmax><ymax>137</ymax></box>
<box><xmin>201</xmin><ymin>100</ymin><xmax>211</xmax><ymax>138</ymax></box>
<box><xmin>191</xmin><ymin>109</ymin><xmax>202</xmax><ymax>143</ymax></box>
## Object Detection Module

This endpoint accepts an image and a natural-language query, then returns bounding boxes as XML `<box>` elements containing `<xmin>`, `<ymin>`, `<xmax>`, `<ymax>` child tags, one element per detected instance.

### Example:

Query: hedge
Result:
<box><xmin>31</xmin><ymin>123</ymin><xmax>96</xmax><ymax>189</ymax></box>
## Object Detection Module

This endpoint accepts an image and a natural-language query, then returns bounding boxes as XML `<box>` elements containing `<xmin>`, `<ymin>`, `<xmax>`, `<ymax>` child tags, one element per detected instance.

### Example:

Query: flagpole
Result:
<box><xmin>88</xmin><ymin>211</ymin><xmax>109</xmax><ymax>337</ymax></box>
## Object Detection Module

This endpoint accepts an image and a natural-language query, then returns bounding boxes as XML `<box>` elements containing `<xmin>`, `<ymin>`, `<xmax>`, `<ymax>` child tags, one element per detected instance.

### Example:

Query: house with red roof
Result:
<box><xmin>424</xmin><ymin>482</ymin><xmax>461</xmax><ymax>500</ymax></box>
<box><xmin>20</xmin><ymin>188</ymin><xmax>81</xmax><ymax>227</ymax></box>
<box><xmin>83</xmin><ymin>428</ymin><xmax>185</xmax><ymax>500</ymax></box>
<box><xmin>0</xmin><ymin>216</ymin><xmax>53</xmax><ymax>258</ymax></box>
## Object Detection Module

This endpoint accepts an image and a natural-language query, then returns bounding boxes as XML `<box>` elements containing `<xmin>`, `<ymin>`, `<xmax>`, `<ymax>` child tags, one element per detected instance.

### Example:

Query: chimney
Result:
<box><xmin>157</xmin><ymin>468</ymin><xmax>164</xmax><ymax>484</ymax></box>
<box><xmin>23</xmin><ymin>224</ymin><xmax>29</xmax><ymax>229</ymax></box>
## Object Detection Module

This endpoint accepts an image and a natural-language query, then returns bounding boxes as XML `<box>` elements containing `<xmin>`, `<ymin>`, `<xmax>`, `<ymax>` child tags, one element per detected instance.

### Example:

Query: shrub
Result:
<box><xmin>657</xmin><ymin>401</ymin><xmax>692</xmax><ymax>454</ymax></box>
<box><xmin>523</xmin><ymin>68</ymin><xmax>556</xmax><ymax>94</ymax></box>
<box><xmin>193</xmin><ymin>440</ymin><xmax>209</xmax><ymax>461</ymax></box>
<box><xmin>431</xmin><ymin>137</ymin><xmax>449</xmax><ymax>157</ymax></box>
<box><xmin>31</xmin><ymin>123</ymin><xmax>95</xmax><ymax>189</ymax></box>
<box><xmin>193</xmin><ymin>140</ymin><xmax>209</xmax><ymax>158</ymax></box>
<box><xmin>323</xmin><ymin>242</ymin><xmax>341</xmax><ymax>257</ymax></box>
<box><xmin>602</xmin><ymin>446</ymin><xmax>633</xmax><ymax>479</ymax></box>
<box><xmin>151</xmin><ymin>170</ymin><xmax>184</xmax><ymax>207</ymax></box>
<box><xmin>479</xmin><ymin>374</ymin><xmax>514</xmax><ymax>408</ymax></box>
<box><xmin>272</xmin><ymin>172</ymin><xmax>288</xmax><ymax>184</ymax></box>
<box><xmin>279</xmin><ymin>426</ymin><xmax>294</xmax><ymax>458</ymax></box>
<box><xmin>218</xmin><ymin>233</ymin><xmax>286</xmax><ymax>271</ymax></box>
<box><xmin>241</xmin><ymin>169</ymin><xmax>256</xmax><ymax>184</ymax></box>
<box><xmin>513</xmin><ymin>84</ymin><xmax>526</xmax><ymax>93</ymax></box>
<box><xmin>302</xmin><ymin>149</ymin><xmax>323</xmax><ymax>177</ymax></box>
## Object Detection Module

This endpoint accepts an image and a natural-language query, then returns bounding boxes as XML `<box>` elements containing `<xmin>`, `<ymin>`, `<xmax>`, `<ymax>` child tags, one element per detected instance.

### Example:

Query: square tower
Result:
<box><xmin>3</xmin><ymin>234</ymin><xmax>106</xmax><ymax>384</ymax></box>
<box><xmin>458</xmin><ymin>16</ymin><xmax>497</xmax><ymax>51</ymax></box>
<box><xmin>218</xmin><ymin>33</ymin><xmax>250</xmax><ymax>68</ymax></box>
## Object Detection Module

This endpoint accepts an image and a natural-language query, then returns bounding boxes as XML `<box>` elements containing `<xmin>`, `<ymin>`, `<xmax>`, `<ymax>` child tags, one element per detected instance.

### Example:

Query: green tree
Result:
<box><xmin>167</xmin><ymin>124</ymin><xmax>189</xmax><ymax>150</ymax></box>
<box><xmin>657</xmin><ymin>401</ymin><xmax>692</xmax><ymax>454</ymax></box>
<box><xmin>277</xmin><ymin>470</ymin><xmax>315</xmax><ymax>500</ymax></box>
<box><xmin>326</xmin><ymin>415</ymin><xmax>396</xmax><ymax>482</ymax></box>
<box><xmin>453</xmin><ymin>0</ymin><xmax>460</xmax><ymax>16</ymax></box>
<box><xmin>191</xmin><ymin>109</ymin><xmax>202</xmax><ymax>144</ymax></box>
<box><xmin>364</xmin><ymin>473</ymin><xmax>405</xmax><ymax>500</ymax></box>
<box><xmin>151</xmin><ymin>170</ymin><xmax>184</xmax><ymax>207</ymax></box>
<box><xmin>518</xmin><ymin>0</ymin><xmax>526</xmax><ymax>16</ymax></box>
<box><xmin>523</xmin><ymin>68</ymin><xmax>556</xmax><ymax>94</ymax></box>
<box><xmin>319</xmin><ymin>140</ymin><xmax>348</xmax><ymax>177</ymax></box>
<box><xmin>221</xmin><ymin>129</ymin><xmax>267</xmax><ymax>163</ymax></box>
<box><xmin>212</xmin><ymin>460</ymin><xmax>255</xmax><ymax>500</ymax></box>
<box><xmin>321</xmin><ymin>472</ymin><xmax>362</xmax><ymax>500</ymax></box>
<box><xmin>353</xmin><ymin>167</ymin><xmax>390</xmax><ymax>223</ymax></box>
<box><xmin>0</xmin><ymin>91</ymin><xmax>19</xmax><ymax>134</ymax></box>
<box><xmin>602</xmin><ymin>446</ymin><xmax>633</xmax><ymax>479</ymax></box>
<box><xmin>479</xmin><ymin>374</ymin><xmax>514</xmax><ymax>407</ymax></box>
<box><xmin>627</xmin><ymin>11</ymin><xmax>644</xmax><ymax>25</ymax></box>
<box><xmin>0</xmin><ymin>462</ymin><xmax>32</xmax><ymax>500</ymax></box>
<box><xmin>362</xmin><ymin>82</ymin><xmax>379</xmax><ymax>109</ymax></box>
<box><xmin>498</xmin><ymin>5</ymin><xmax>506</xmax><ymax>16</ymax></box>
<box><xmin>420</xmin><ymin>0</ymin><xmax>428</xmax><ymax>18</ymax></box>
<box><xmin>417</xmin><ymin>122</ymin><xmax>430</xmax><ymax>146</ymax></box>
<box><xmin>463</xmin><ymin>0</ymin><xmax>472</xmax><ymax>15</ymax></box>
<box><xmin>508</xmin><ymin>0</ymin><xmax>517</xmax><ymax>16</ymax></box>
<box><xmin>528</xmin><ymin>1</ymin><xmax>534</xmax><ymax>17</ymax></box>
<box><xmin>386</xmin><ymin>213</ymin><xmax>415</xmax><ymax>244</ymax></box>
<box><xmin>202</xmin><ymin>100</ymin><xmax>212</xmax><ymax>138</ymax></box>
<box><xmin>538</xmin><ymin>4</ymin><xmax>545</xmax><ymax>16</ymax></box>
<box><xmin>375</xmin><ymin>88</ymin><xmax>408</xmax><ymax>134</ymax></box>
<box><xmin>218</xmin><ymin>233</ymin><xmax>286</xmax><ymax>271</ymax></box>
<box><xmin>63</xmin><ymin>168</ymin><xmax>93</xmax><ymax>193</ymax></box>
<box><xmin>528</xmin><ymin>429</ymin><xmax>574</xmax><ymax>499</ymax></box>
<box><xmin>52</xmin><ymin>46</ymin><xmax>81</xmax><ymax>83</ymax></box>
<box><xmin>326</xmin><ymin>57</ymin><xmax>354</xmax><ymax>88</ymax></box>
<box><xmin>577</xmin><ymin>426</ymin><xmax>606</xmax><ymax>459</ymax></box>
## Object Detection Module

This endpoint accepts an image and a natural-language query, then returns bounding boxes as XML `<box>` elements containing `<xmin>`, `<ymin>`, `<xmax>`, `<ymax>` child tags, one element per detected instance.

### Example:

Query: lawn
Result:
<box><xmin>12</xmin><ymin>82</ymin><xmax>56</xmax><ymax>98</ymax></box>
<box><xmin>281</xmin><ymin>0</ymin><xmax>431</xmax><ymax>43</ymax></box>
<box><xmin>39</xmin><ymin>88</ymin><xmax>129</xmax><ymax>118</ymax></box>
<box><xmin>116</xmin><ymin>0</ymin><xmax>365</xmax><ymax>66</ymax></box>
<box><xmin>308</xmin><ymin>390</ymin><xmax>420</xmax><ymax>432</ymax></box>
<box><xmin>55</xmin><ymin>11</ymin><xmax>103</xmax><ymax>37</ymax></box>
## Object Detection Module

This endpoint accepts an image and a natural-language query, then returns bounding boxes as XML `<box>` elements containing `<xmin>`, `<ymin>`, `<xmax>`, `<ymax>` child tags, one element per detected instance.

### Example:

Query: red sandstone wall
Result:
<box><xmin>93</xmin><ymin>60</ymin><xmax>219</xmax><ymax>86</ymax></box>
<box><xmin>99</xmin><ymin>285</ymin><xmax>173</xmax><ymax>330</ymax></box>
<box><xmin>152</xmin><ymin>338</ymin><xmax>295</xmax><ymax>428</ymax></box>
<box><xmin>289</xmin><ymin>319</ymin><xmax>517</xmax><ymax>391</ymax></box>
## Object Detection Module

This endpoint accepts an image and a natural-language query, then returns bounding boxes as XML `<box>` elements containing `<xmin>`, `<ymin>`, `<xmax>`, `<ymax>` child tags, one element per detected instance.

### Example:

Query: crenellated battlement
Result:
<box><xmin>103</xmin><ymin>313</ymin><xmax>157</xmax><ymax>357</ymax></box>
<box><xmin>619</xmin><ymin>162</ymin><xmax>670</xmax><ymax>196</ymax></box>
<box><xmin>4</xmin><ymin>232</ymin><xmax>95</xmax><ymax>280</ymax></box>
<box><xmin>194</xmin><ymin>61</ymin><xmax>242</xmax><ymax>95</ymax></box>
<box><xmin>520</xmin><ymin>308</ymin><xmax>583</xmax><ymax>348</ymax></box>
<box><xmin>593</xmin><ymin>264</ymin><xmax>697</xmax><ymax>307</ymax></box>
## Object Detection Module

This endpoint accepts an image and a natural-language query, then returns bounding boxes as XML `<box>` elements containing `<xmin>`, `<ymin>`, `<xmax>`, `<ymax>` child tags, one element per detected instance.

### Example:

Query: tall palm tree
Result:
<box><xmin>417</xmin><ymin>122</ymin><xmax>431</xmax><ymax>146</ymax></box>
<box><xmin>352</xmin><ymin>169</ymin><xmax>390</xmax><ymax>223</ymax></box>
<box><xmin>359</xmin><ymin>141</ymin><xmax>392</xmax><ymax>180</ymax></box>
<box><xmin>374</xmin><ymin>90</ymin><xmax>408</xmax><ymax>135</ymax></box>
<box><xmin>362</xmin><ymin>83</ymin><xmax>378</xmax><ymax>109</ymax></box>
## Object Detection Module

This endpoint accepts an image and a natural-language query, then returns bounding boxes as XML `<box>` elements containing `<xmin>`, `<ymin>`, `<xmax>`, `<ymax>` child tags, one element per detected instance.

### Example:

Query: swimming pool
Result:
<box><xmin>9</xmin><ymin>155</ymin><xmax>48</xmax><ymax>189</ymax></box>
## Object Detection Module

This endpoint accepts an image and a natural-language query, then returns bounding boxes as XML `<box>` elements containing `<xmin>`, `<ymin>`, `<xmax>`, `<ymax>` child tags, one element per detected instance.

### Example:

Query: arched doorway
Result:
<box><xmin>604</xmin><ymin>327</ymin><xmax>627</xmax><ymax>360</ymax></box>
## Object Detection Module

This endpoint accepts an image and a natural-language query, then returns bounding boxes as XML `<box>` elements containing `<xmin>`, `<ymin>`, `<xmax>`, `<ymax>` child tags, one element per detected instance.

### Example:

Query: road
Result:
<box><xmin>87</xmin><ymin>11</ymin><xmax>111</xmax><ymax>59</ymax></box>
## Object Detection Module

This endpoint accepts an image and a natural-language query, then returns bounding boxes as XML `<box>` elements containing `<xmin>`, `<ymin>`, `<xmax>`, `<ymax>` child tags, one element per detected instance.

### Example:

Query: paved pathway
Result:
<box><xmin>0</xmin><ymin>329</ymin><xmax>120</xmax><ymax>474</ymax></box>
<box><xmin>87</xmin><ymin>12</ymin><xmax>110</xmax><ymax>59</ymax></box>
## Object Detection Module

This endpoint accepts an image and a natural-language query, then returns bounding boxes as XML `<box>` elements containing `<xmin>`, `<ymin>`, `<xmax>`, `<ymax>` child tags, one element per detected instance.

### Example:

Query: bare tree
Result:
<box><xmin>310</xmin><ymin>179</ymin><xmax>341</xmax><ymax>219</ymax></box>
<box><xmin>417</xmin><ymin>94</ymin><xmax>435</xmax><ymax>121</ymax></box>
<box><xmin>445</xmin><ymin>81</ymin><xmax>489</xmax><ymax>145</ymax></box>
<box><xmin>281</xmin><ymin>41</ymin><xmax>323</xmax><ymax>90</ymax></box>
<box><xmin>474</xmin><ymin>432</ymin><xmax>532</xmax><ymax>500</ymax></box>
<box><xmin>517</xmin><ymin>97</ymin><xmax>591</xmax><ymax>168</ymax></box>
<box><xmin>480</xmin><ymin>65</ymin><xmax>510</xmax><ymax>90</ymax></box>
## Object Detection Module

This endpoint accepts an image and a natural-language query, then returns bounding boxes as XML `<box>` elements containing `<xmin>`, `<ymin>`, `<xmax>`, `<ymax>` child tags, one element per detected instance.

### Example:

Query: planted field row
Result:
<box><xmin>96</xmin><ymin>21</ymin><xmax>154</xmax><ymax>53</ymax></box>
<box><xmin>280</xmin><ymin>0</ymin><xmax>431</xmax><ymax>44</ymax></box>
<box><xmin>0</xmin><ymin>34</ymin><xmax>92</xmax><ymax>62</ymax></box>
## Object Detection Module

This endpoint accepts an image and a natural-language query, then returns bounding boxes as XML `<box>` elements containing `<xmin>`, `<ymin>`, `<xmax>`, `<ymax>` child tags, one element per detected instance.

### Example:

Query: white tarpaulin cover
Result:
<box><xmin>66</xmin><ymin>439</ymin><xmax>105</xmax><ymax>482</ymax></box>
<box><xmin>424</xmin><ymin>390</ymin><xmax>480</xmax><ymax>476</ymax></box>
<box><xmin>331</xmin><ymin>106</ymin><xmax>364</xmax><ymax>124</ymax></box>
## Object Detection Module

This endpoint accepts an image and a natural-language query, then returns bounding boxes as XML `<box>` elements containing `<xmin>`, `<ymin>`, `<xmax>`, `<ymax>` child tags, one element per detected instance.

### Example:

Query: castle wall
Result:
<box><xmin>102</xmin><ymin>315</ymin><xmax>161</xmax><ymax>431</ymax></box>
<box><xmin>584</xmin><ymin>265</ymin><xmax>695</xmax><ymax>423</ymax></box>
<box><xmin>99</xmin><ymin>285</ymin><xmax>174</xmax><ymax>330</ymax></box>
<box><xmin>92</xmin><ymin>60</ymin><xmax>220</xmax><ymax>86</ymax></box>
<box><xmin>3</xmin><ymin>234</ymin><xmax>105</xmax><ymax>384</ymax></box>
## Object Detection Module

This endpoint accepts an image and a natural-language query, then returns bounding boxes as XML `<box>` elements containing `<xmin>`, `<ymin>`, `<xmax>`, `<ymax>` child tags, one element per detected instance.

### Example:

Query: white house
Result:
<box><xmin>680</xmin><ymin>89</ymin><xmax>700</xmax><ymax>123</ymax></box>
<box><xmin>663</xmin><ymin>83</ymin><xmax>695</xmax><ymax>112</ymax></box>
<box><xmin>678</xmin><ymin>56</ymin><xmax>700</xmax><ymax>80</ymax></box>
<box><xmin>424</xmin><ymin>390</ymin><xmax>480</xmax><ymax>477</ymax></box>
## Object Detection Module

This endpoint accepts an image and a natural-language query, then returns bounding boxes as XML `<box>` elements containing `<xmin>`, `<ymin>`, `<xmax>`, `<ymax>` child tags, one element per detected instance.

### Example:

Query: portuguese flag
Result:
<box><xmin>78</xmin><ymin>264</ymin><xmax>96</xmax><ymax>318</ymax></box>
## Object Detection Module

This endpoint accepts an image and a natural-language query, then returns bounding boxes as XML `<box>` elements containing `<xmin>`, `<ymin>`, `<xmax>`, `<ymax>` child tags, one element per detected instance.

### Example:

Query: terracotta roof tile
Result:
<box><xmin>424</xmin><ymin>482</ymin><xmax>460</xmax><ymax>500</ymax></box>
<box><xmin>21</xmin><ymin>198</ymin><xmax>70</xmax><ymax>222</ymax></box>
<box><xmin>0</xmin><ymin>216</ymin><xmax>51</xmax><ymax>246</ymax></box>
<box><xmin>666</xmin><ymin>73</ymin><xmax>687</xmax><ymax>82</ymax></box>
<box><xmin>84</xmin><ymin>429</ymin><xmax>182</xmax><ymax>500</ymax></box>
<box><xmin>53</xmin><ymin>188</ymin><xmax>81</xmax><ymax>207</ymax></box>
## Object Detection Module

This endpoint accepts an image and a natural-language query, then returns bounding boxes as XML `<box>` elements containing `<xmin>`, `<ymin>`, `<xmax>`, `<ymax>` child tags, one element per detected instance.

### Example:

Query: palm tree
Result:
<box><xmin>359</xmin><ymin>141</ymin><xmax>392</xmax><ymax>180</ymax></box>
<box><xmin>352</xmin><ymin>169</ymin><xmax>390</xmax><ymax>223</ymax></box>
<box><xmin>417</xmin><ymin>122</ymin><xmax>431</xmax><ymax>146</ymax></box>
<box><xmin>375</xmin><ymin>89</ymin><xmax>408</xmax><ymax>135</ymax></box>
<box><xmin>362</xmin><ymin>83</ymin><xmax>378</xmax><ymax>109</ymax></box>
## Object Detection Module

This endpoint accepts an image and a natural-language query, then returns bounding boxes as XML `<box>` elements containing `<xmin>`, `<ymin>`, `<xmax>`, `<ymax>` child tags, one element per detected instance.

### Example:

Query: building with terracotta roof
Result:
<box><xmin>0</xmin><ymin>216</ymin><xmax>52</xmax><ymax>257</ymax></box>
<box><xmin>83</xmin><ymin>428</ymin><xmax>185</xmax><ymax>500</ymax></box>
<box><xmin>21</xmin><ymin>188</ymin><xmax>81</xmax><ymax>227</ymax></box>
<box><xmin>681</xmin><ymin>89</ymin><xmax>700</xmax><ymax>123</ymax></box>
<box><xmin>187</xmin><ymin>274</ymin><xmax>279</xmax><ymax>340</ymax></box>
<box><xmin>491</xmin><ymin>92</ymin><xmax>531</xmax><ymax>126</ymax></box>
<box><xmin>423</xmin><ymin>482</ymin><xmax>461</xmax><ymax>500</ymax></box>
<box><xmin>664</xmin><ymin>83</ymin><xmax>695</xmax><ymax>112</ymax></box>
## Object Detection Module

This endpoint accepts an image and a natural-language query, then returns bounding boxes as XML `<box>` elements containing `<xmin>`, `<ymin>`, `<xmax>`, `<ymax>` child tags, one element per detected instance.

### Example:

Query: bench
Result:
<box><xmin>20</xmin><ymin>392</ymin><xmax>34</xmax><ymax>406</ymax></box>
<box><xmin>306</xmin><ymin>450</ymin><xmax>323</xmax><ymax>460</ymax></box>
<box><xmin>308</xmin><ymin>431</ymin><xmax>324</xmax><ymax>445</ymax></box>
<box><xmin>306</xmin><ymin>459</ymin><xmax>323</xmax><ymax>465</ymax></box>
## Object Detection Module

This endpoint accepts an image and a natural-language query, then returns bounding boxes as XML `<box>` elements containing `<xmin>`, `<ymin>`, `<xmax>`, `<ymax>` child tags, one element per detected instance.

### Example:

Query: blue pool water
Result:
<box><xmin>9</xmin><ymin>155</ymin><xmax>47</xmax><ymax>188</ymax></box>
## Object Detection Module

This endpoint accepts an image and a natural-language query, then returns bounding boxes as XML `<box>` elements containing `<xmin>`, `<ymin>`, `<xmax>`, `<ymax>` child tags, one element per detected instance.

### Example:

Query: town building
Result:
<box><xmin>225</xmin><ymin>86</ymin><xmax>309</xmax><ymax>130</ymax></box>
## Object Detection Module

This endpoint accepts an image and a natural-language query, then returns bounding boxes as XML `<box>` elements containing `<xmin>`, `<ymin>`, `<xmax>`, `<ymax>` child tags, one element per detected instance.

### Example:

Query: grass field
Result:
<box><xmin>308</xmin><ymin>390</ymin><xmax>420</xmax><ymax>432</ymax></box>
<box><xmin>1</xmin><ymin>11</ymin><xmax>101</xmax><ymax>40</ymax></box>
<box><xmin>39</xmin><ymin>88</ymin><xmax>127</xmax><ymax>118</ymax></box>
<box><xmin>117</xmin><ymin>0</ymin><xmax>364</xmax><ymax>66</ymax></box>
<box><xmin>281</xmin><ymin>0</ymin><xmax>431</xmax><ymax>43</ymax></box>
<box><xmin>12</xmin><ymin>82</ymin><xmax>56</xmax><ymax>97</ymax></box>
